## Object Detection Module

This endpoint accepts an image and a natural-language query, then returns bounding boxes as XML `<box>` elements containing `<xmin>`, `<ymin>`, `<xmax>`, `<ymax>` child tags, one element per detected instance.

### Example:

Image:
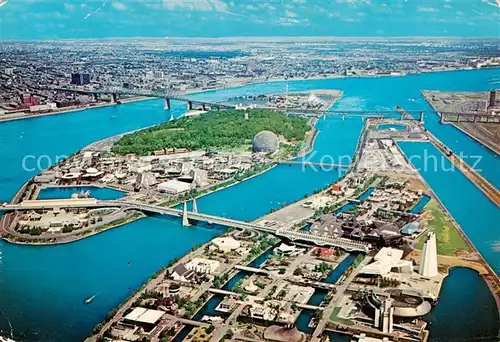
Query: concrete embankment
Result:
<box><xmin>394</xmin><ymin>142</ymin><xmax>500</xmax><ymax>314</ymax></box>
<box><xmin>427</xmin><ymin>132</ymin><xmax>500</xmax><ymax>207</ymax></box>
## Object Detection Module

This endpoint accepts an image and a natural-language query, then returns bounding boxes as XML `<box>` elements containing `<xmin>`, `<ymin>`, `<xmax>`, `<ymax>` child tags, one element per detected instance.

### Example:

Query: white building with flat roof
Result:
<box><xmin>157</xmin><ymin>180</ymin><xmax>191</xmax><ymax>194</ymax></box>
<box><xmin>124</xmin><ymin>307</ymin><xmax>165</xmax><ymax>325</ymax></box>
<box><xmin>186</xmin><ymin>257</ymin><xmax>220</xmax><ymax>274</ymax></box>
<box><xmin>361</xmin><ymin>247</ymin><xmax>413</xmax><ymax>276</ymax></box>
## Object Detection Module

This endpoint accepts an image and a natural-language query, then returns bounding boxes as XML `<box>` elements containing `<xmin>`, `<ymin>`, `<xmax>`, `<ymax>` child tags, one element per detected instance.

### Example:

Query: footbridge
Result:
<box><xmin>292</xmin><ymin>279</ymin><xmax>338</xmax><ymax>291</ymax></box>
<box><xmin>37</xmin><ymin>86</ymin><xmax>236</xmax><ymax>110</ymax></box>
<box><xmin>234</xmin><ymin>265</ymin><xmax>271</xmax><ymax>275</ymax></box>
<box><xmin>297</xmin><ymin>303</ymin><xmax>324</xmax><ymax>311</ymax></box>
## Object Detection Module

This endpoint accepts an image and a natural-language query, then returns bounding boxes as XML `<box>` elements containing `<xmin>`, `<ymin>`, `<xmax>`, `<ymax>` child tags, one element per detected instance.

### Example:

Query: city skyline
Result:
<box><xmin>1</xmin><ymin>0</ymin><xmax>500</xmax><ymax>39</ymax></box>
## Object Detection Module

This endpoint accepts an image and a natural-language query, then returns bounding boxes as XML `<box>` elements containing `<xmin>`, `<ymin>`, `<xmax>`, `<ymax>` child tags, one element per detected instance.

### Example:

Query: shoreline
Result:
<box><xmin>0</xmin><ymin>96</ymin><xmax>154</xmax><ymax>123</ymax></box>
<box><xmin>421</xmin><ymin>91</ymin><xmax>500</xmax><ymax>156</ymax></box>
<box><xmin>1</xmin><ymin>67</ymin><xmax>494</xmax><ymax>125</ymax></box>
<box><xmin>394</xmin><ymin>141</ymin><xmax>500</xmax><ymax>314</ymax></box>
<box><xmin>0</xmin><ymin>213</ymin><xmax>145</xmax><ymax>246</ymax></box>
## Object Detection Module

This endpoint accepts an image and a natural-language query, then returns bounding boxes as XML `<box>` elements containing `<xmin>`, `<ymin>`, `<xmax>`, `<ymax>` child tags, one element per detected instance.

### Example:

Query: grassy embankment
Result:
<box><xmin>416</xmin><ymin>200</ymin><xmax>471</xmax><ymax>256</ymax></box>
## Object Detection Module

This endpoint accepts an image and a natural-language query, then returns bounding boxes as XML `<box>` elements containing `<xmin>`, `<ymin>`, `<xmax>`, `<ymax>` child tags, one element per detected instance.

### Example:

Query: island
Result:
<box><xmin>1</xmin><ymin>96</ymin><xmax>499</xmax><ymax>342</ymax></box>
<box><xmin>78</xmin><ymin>115</ymin><xmax>499</xmax><ymax>342</ymax></box>
<box><xmin>0</xmin><ymin>107</ymin><xmax>318</xmax><ymax>245</ymax></box>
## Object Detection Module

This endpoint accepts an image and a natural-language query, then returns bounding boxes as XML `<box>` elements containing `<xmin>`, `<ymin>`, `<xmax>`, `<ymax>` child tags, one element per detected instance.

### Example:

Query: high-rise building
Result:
<box><xmin>419</xmin><ymin>232</ymin><xmax>438</xmax><ymax>277</ymax></box>
<box><xmin>71</xmin><ymin>73</ymin><xmax>90</xmax><ymax>85</ymax></box>
<box><xmin>489</xmin><ymin>90</ymin><xmax>497</xmax><ymax>108</ymax></box>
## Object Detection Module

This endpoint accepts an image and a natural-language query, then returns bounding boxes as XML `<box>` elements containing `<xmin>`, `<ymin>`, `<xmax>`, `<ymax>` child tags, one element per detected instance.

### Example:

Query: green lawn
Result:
<box><xmin>416</xmin><ymin>200</ymin><xmax>471</xmax><ymax>256</ymax></box>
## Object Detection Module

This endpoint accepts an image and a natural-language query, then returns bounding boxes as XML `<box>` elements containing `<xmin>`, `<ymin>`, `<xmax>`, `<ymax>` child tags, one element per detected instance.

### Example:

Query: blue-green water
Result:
<box><xmin>409</xmin><ymin>194</ymin><xmax>432</xmax><ymax>214</ymax></box>
<box><xmin>0</xmin><ymin>69</ymin><xmax>499</xmax><ymax>341</ymax></box>
<box><xmin>37</xmin><ymin>186</ymin><xmax>125</xmax><ymax>200</ymax></box>
<box><xmin>377</xmin><ymin>123</ymin><xmax>408</xmax><ymax>131</ymax></box>
<box><xmin>0</xmin><ymin>216</ymin><xmax>223</xmax><ymax>342</ymax></box>
<box><xmin>398</xmin><ymin>142</ymin><xmax>500</xmax><ymax>273</ymax></box>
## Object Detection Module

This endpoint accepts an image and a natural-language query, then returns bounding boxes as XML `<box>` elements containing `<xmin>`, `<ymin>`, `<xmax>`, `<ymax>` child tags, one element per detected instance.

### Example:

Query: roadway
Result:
<box><xmin>2</xmin><ymin>199</ymin><xmax>372</xmax><ymax>252</ymax></box>
<box><xmin>39</xmin><ymin>86</ymin><xmax>235</xmax><ymax>109</ymax></box>
<box><xmin>310</xmin><ymin>255</ymin><xmax>373</xmax><ymax>341</ymax></box>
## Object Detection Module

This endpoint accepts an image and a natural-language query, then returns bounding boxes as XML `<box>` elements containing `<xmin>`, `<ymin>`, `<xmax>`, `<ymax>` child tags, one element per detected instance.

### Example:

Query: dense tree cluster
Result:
<box><xmin>112</xmin><ymin>109</ymin><xmax>309</xmax><ymax>155</ymax></box>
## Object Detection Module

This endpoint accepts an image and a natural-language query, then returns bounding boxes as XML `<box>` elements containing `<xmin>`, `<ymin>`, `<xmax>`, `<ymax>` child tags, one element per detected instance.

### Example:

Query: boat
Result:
<box><xmin>84</xmin><ymin>294</ymin><xmax>97</xmax><ymax>304</ymax></box>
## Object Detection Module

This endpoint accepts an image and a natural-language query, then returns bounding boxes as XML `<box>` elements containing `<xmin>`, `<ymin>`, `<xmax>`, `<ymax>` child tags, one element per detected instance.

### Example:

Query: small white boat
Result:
<box><xmin>85</xmin><ymin>294</ymin><xmax>97</xmax><ymax>304</ymax></box>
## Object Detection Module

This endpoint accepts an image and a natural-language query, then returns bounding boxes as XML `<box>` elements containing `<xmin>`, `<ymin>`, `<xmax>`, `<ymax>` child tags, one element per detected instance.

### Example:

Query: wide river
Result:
<box><xmin>0</xmin><ymin>69</ymin><xmax>499</xmax><ymax>341</ymax></box>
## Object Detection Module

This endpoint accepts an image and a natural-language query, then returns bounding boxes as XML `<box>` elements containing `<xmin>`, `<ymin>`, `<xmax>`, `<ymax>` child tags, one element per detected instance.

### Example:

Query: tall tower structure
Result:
<box><xmin>374</xmin><ymin>297</ymin><xmax>394</xmax><ymax>333</ymax></box>
<box><xmin>182</xmin><ymin>201</ymin><xmax>190</xmax><ymax>227</ymax></box>
<box><xmin>419</xmin><ymin>232</ymin><xmax>438</xmax><ymax>277</ymax></box>
<box><xmin>192</xmin><ymin>198</ymin><xmax>198</xmax><ymax>213</ymax></box>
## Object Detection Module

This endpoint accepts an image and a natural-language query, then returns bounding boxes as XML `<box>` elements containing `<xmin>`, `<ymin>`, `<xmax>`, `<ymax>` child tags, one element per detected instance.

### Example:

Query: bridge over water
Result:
<box><xmin>1</xmin><ymin>199</ymin><xmax>371</xmax><ymax>252</ymax></box>
<box><xmin>37</xmin><ymin>86</ymin><xmax>236</xmax><ymax>111</ymax></box>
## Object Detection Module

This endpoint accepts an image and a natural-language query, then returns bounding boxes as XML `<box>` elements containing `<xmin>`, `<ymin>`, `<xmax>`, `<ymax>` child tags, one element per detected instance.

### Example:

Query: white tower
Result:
<box><xmin>192</xmin><ymin>198</ymin><xmax>198</xmax><ymax>213</ymax></box>
<box><xmin>419</xmin><ymin>232</ymin><xmax>438</xmax><ymax>277</ymax></box>
<box><xmin>182</xmin><ymin>201</ymin><xmax>190</xmax><ymax>227</ymax></box>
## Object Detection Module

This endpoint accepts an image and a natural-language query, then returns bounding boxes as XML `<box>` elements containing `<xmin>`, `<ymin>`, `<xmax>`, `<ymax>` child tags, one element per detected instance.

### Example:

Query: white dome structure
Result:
<box><xmin>252</xmin><ymin>130</ymin><xmax>279</xmax><ymax>153</ymax></box>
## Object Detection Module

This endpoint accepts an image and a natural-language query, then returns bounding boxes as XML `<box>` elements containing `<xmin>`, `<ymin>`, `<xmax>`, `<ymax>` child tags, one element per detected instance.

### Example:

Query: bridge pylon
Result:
<box><xmin>164</xmin><ymin>98</ymin><xmax>171</xmax><ymax>110</ymax></box>
<box><xmin>420</xmin><ymin>111</ymin><xmax>424</xmax><ymax>124</ymax></box>
<box><xmin>169</xmin><ymin>112</ymin><xmax>174</xmax><ymax>122</ymax></box>
<box><xmin>192</xmin><ymin>198</ymin><xmax>198</xmax><ymax>213</ymax></box>
<box><xmin>182</xmin><ymin>201</ymin><xmax>191</xmax><ymax>227</ymax></box>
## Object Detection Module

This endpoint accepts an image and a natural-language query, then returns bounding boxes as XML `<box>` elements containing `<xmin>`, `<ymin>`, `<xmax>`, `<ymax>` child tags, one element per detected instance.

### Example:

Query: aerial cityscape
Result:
<box><xmin>0</xmin><ymin>1</ymin><xmax>499</xmax><ymax>342</ymax></box>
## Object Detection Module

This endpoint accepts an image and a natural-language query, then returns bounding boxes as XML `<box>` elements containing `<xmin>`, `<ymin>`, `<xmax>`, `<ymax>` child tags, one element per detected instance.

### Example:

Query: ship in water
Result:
<box><xmin>84</xmin><ymin>294</ymin><xmax>97</xmax><ymax>304</ymax></box>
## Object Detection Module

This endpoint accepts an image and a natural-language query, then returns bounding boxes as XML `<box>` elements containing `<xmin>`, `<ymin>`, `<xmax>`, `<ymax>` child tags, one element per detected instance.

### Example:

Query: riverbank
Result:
<box><xmin>421</xmin><ymin>90</ymin><xmax>500</xmax><ymax>156</ymax></box>
<box><xmin>0</xmin><ymin>96</ymin><xmax>153</xmax><ymax>123</ymax></box>
<box><xmin>395</xmin><ymin>142</ymin><xmax>500</xmax><ymax>314</ymax></box>
<box><xmin>0</xmin><ymin>212</ymin><xmax>145</xmax><ymax>246</ymax></box>
<box><xmin>295</xmin><ymin>91</ymin><xmax>344</xmax><ymax>159</ymax></box>
<box><xmin>426</xmin><ymin>130</ymin><xmax>500</xmax><ymax>206</ymax></box>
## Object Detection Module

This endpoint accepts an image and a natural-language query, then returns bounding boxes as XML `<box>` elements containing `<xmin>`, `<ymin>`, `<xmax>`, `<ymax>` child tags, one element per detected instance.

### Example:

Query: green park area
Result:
<box><xmin>416</xmin><ymin>200</ymin><xmax>471</xmax><ymax>256</ymax></box>
<box><xmin>112</xmin><ymin>109</ymin><xmax>309</xmax><ymax>155</ymax></box>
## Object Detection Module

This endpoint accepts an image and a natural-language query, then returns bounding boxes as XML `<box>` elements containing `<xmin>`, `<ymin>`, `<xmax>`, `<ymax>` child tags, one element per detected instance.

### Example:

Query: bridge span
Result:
<box><xmin>2</xmin><ymin>199</ymin><xmax>372</xmax><ymax>252</ymax></box>
<box><xmin>37</xmin><ymin>86</ymin><xmax>236</xmax><ymax>110</ymax></box>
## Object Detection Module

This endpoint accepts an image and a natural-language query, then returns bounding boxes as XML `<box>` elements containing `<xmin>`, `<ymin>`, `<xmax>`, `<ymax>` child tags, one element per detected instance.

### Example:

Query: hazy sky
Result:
<box><xmin>1</xmin><ymin>0</ymin><xmax>499</xmax><ymax>39</ymax></box>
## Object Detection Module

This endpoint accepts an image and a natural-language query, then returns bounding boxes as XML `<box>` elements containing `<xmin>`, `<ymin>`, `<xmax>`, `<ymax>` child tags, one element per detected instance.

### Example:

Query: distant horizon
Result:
<box><xmin>1</xmin><ymin>0</ymin><xmax>499</xmax><ymax>40</ymax></box>
<box><xmin>4</xmin><ymin>36</ymin><xmax>500</xmax><ymax>42</ymax></box>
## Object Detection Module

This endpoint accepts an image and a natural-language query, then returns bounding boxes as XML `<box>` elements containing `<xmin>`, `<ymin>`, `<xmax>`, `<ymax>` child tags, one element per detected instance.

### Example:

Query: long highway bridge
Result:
<box><xmin>263</xmin><ymin>107</ymin><xmax>500</xmax><ymax>124</ymax></box>
<box><xmin>34</xmin><ymin>87</ymin><xmax>500</xmax><ymax>124</ymax></box>
<box><xmin>1</xmin><ymin>199</ymin><xmax>371</xmax><ymax>252</ymax></box>
<box><xmin>37</xmin><ymin>86</ymin><xmax>236</xmax><ymax>110</ymax></box>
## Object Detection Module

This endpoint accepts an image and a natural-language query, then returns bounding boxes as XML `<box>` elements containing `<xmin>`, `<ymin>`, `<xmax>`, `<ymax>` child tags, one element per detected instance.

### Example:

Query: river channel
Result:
<box><xmin>0</xmin><ymin>68</ymin><xmax>498</xmax><ymax>341</ymax></box>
